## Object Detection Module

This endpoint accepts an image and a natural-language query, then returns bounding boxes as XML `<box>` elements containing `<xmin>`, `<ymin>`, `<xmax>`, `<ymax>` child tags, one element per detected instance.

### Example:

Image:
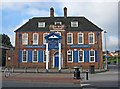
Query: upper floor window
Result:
<box><xmin>88</xmin><ymin>32</ymin><xmax>94</xmax><ymax>44</ymax></box>
<box><xmin>67</xmin><ymin>33</ymin><xmax>73</xmax><ymax>44</ymax></box>
<box><xmin>22</xmin><ymin>33</ymin><xmax>28</xmax><ymax>45</ymax></box>
<box><xmin>33</xmin><ymin>33</ymin><xmax>38</xmax><ymax>45</ymax></box>
<box><xmin>38</xmin><ymin>22</ymin><xmax>45</xmax><ymax>28</ymax></box>
<box><xmin>22</xmin><ymin>50</ymin><xmax>28</xmax><ymax>62</ymax></box>
<box><xmin>89</xmin><ymin>50</ymin><xmax>95</xmax><ymax>62</ymax></box>
<box><xmin>78</xmin><ymin>50</ymin><xmax>84</xmax><ymax>62</ymax></box>
<box><xmin>43</xmin><ymin>33</ymin><xmax>49</xmax><ymax>44</ymax></box>
<box><xmin>55</xmin><ymin>22</ymin><xmax>62</xmax><ymax>25</ymax></box>
<box><xmin>67</xmin><ymin>50</ymin><xmax>73</xmax><ymax>62</ymax></box>
<box><xmin>32</xmin><ymin>50</ymin><xmax>38</xmax><ymax>62</ymax></box>
<box><xmin>78</xmin><ymin>33</ymin><xmax>84</xmax><ymax>44</ymax></box>
<box><xmin>71</xmin><ymin>21</ymin><xmax>78</xmax><ymax>27</ymax></box>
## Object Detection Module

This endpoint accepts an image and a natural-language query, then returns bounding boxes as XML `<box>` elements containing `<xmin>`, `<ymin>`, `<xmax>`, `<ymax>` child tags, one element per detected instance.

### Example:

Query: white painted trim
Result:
<box><xmin>43</xmin><ymin>33</ymin><xmax>49</xmax><ymax>44</ymax></box>
<box><xmin>53</xmin><ymin>54</ymin><xmax>54</xmax><ymax>68</ymax></box>
<box><xmin>33</xmin><ymin>33</ymin><xmax>38</xmax><ymax>45</ymax></box>
<box><xmin>49</xmin><ymin>35</ymin><xmax>59</xmax><ymax>38</ymax></box>
<box><xmin>22</xmin><ymin>50</ymin><xmax>28</xmax><ymax>62</ymax></box>
<box><xmin>89</xmin><ymin>50</ymin><xmax>95</xmax><ymax>62</ymax></box>
<box><xmin>78</xmin><ymin>32</ymin><xmax>84</xmax><ymax>44</ymax></box>
<box><xmin>46</xmin><ymin>43</ymin><xmax>49</xmax><ymax>70</ymax></box>
<box><xmin>88</xmin><ymin>32</ymin><xmax>95</xmax><ymax>44</ymax></box>
<box><xmin>32</xmin><ymin>50</ymin><xmax>38</xmax><ymax>62</ymax></box>
<box><xmin>59</xmin><ymin>43</ymin><xmax>61</xmax><ymax>70</ymax></box>
<box><xmin>78</xmin><ymin>50</ymin><xmax>84</xmax><ymax>62</ymax></box>
<box><xmin>67</xmin><ymin>32</ymin><xmax>73</xmax><ymax>44</ymax></box>
<box><xmin>67</xmin><ymin>50</ymin><xmax>73</xmax><ymax>62</ymax></box>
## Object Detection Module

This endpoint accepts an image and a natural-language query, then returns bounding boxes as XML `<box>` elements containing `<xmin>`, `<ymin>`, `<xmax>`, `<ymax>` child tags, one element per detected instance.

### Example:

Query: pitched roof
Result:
<box><xmin>14</xmin><ymin>16</ymin><xmax>103</xmax><ymax>32</ymax></box>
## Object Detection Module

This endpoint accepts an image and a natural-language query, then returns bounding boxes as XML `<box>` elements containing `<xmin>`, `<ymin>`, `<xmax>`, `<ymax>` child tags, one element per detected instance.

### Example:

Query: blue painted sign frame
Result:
<box><xmin>70</xmin><ymin>44</ymin><xmax>91</xmax><ymax>48</ymax></box>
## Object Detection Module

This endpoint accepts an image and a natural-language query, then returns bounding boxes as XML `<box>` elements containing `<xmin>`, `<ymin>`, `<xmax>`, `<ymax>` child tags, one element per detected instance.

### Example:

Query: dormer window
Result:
<box><xmin>38</xmin><ymin>22</ymin><xmax>45</xmax><ymax>28</ymax></box>
<box><xmin>71</xmin><ymin>21</ymin><xmax>78</xmax><ymax>27</ymax></box>
<box><xmin>55</xmin><ymin>22</ymin><xmax>62</xmax><ymax>25</ymax></box>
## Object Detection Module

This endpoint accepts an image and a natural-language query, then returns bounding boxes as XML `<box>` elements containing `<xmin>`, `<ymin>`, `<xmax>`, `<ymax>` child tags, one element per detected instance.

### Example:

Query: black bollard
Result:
<box><xmin>86</xmin><ymin>71</ymin><xmax>89</xmax><ymax>80</ymax></box>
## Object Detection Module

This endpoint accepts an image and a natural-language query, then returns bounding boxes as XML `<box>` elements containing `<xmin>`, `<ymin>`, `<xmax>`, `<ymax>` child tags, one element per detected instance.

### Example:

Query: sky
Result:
<box><xmin>0</xmin><ymin>0</ymin><xmax>119</xmax><ymax>52</ymax></box>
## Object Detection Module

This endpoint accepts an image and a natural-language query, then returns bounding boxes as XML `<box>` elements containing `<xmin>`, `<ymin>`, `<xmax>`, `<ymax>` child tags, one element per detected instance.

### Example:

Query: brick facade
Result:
<box><xmin>6</xmin><ymin>7</ymin><xmax>103</xmax><ymax>70</ymax></box>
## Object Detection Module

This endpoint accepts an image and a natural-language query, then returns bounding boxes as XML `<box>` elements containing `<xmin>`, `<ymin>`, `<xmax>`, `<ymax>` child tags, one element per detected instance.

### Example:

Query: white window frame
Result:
<box><xmin>33</xmin><ymin>33</ymin><xmax>38</xmax><ymax>45</ymax></box>
<box><xmin>43</xmin><ymin>33</ymin><xmax>49</xmax><ymax>44</ymax></box>
<box><xmin>32</xmin><ymin>49</ymin><xmax>38</xmax><ymax>62</ymax></box>
<box><xmin>71</xmin><ymin>21</ymin><xmax>78</xmax><ymax>27</ymax></box>
<box><xmin>78</xmin><ymin>50</ymin><xmax>84</xmax><ymax>62</ymax></box>
<box><xmin>67</xmin><ymin>50</ymin><xmax>73</xmax><ymax>62</ymax></box>
<box><xmin>22</xmin><ymin>50</ymin><xmax>28</xmax><ymax>62</ymax></box>
<box><xmin>89</xmin><ymin>50</ymin><xmax>95</xmax><ymax>62</ymax></box>
<box><xmin>67</xmin><ymin>33</ymin><xmax>73</xmax><ymax>44</ymax></box>
<box><xmin>78</xmin><ymin>32</ymin><xmax>84</xmax><ymax>44</ymax></box>
<box><xmin>88</xmin><ymin>32</ymin><xmax>95</xmax><ymax>44</ymax></box>
<box><xmin>22</xmin><ymin>33</ymin><xmax>28</xmax><ymax>45</ymax></box>
<box><xmin>38</xmin><ymin>22</ymin><xmax>45</xmax><ymax>28</ymax></box>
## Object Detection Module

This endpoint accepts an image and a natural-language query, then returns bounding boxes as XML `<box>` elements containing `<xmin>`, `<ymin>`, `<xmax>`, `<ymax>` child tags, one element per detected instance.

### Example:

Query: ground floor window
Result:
<box><xmin>32</xmin><ymin>50</ymin><xmax>38</xmax><ymax>62</ymax></box>
<box><xmin>22</xmin><ymin>50</ymin><xmax>28</xmax><ymax>62</ymax></box>
<box><xmin>78</xmin><ymin>50</ymin><xmax>84</xmax><ymax>62</ymax></box>
<box><xmin>67</xmin><ymin>50</ymin><xmax>73</xmax><ymax>62</ymax></box>
<box><xmin>89</xmin><ymin>50</ymin><xmax>95</xmax><ymax>62</ymax></box>
<box><xmin>44</xmin><ymin>51</ymin><xmax>46</xmax><ymax>62</ymax></box>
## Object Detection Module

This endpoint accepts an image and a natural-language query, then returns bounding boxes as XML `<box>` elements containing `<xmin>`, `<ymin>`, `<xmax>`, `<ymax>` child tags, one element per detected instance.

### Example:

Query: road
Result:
<box><xmin>80</xmin><ymin>64</ymin><xmax>119</xmax><ymax>88</ymax></box>
<box><xmin>1</xmin><ymin>65</ymin><xmax>119</xmax><ymax>88</ymax></box>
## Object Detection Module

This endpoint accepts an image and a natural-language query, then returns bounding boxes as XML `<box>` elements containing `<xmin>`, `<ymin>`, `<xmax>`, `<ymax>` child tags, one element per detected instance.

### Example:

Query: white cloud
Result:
<box><xmin>1</xmin><ymin>0</ymin><xmax>43</xmax><ymax>2</ymax></box>
<box><xmin>1</xmin><ymin>1</ymin><xmax>118</xmax><ymax>51</ymax></box>
<box><xmin>26</xmin><ymin>8</ymin><xmax>49</xmax><ymax>17</ymax></box>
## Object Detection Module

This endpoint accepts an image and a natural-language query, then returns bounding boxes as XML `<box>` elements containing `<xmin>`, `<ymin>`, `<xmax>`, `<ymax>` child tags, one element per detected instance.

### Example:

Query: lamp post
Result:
<box><xmin>104</xmin><ymin>31</ymin><xmax>107</xmax><ymax>70</ymax></box>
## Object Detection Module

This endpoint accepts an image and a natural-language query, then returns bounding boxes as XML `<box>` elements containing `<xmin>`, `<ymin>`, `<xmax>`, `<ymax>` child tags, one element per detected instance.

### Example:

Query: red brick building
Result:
<box><xmin>13</xmin><ymin>7</ymin><xmax>103</xmax><ymax>71</ymax></box>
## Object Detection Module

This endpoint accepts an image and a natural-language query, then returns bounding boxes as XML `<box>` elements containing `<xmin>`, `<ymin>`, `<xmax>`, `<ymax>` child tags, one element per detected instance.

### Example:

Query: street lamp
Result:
<box><xmin>104</xmin><ymin>31</ymin><xmax>107</xmax><ymax>70</ymax></box>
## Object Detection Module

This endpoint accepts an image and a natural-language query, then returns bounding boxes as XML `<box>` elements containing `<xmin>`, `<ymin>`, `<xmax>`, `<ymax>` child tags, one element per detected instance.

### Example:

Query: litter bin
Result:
<box><xmin>89</xmin><ymin>65</ymin><xmax>95</xmax><ymax>74</ymax></box>
<box><xmin>74</xmin><ymin>67</ymin><xmax>80</xmax><ymax>79</ymax></box>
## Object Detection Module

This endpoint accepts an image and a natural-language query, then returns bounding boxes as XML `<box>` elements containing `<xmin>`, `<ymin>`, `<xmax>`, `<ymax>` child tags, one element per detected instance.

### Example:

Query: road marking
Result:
<box><xmin>80</xmin><ymin>83</ymin><xmax>91</xmax><ymax>87</ymax></box>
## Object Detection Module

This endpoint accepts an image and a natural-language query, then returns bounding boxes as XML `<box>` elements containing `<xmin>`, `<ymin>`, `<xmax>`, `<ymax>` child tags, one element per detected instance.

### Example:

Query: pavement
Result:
<box><xmin>2</xmin><ymin>72</ymin><xmax>80</xmax><ymax>84</ymax></box>
<box><xmin>1</xmin><ymin>65</ymin><xmax>119</xmax><ymax>88</ymax></box>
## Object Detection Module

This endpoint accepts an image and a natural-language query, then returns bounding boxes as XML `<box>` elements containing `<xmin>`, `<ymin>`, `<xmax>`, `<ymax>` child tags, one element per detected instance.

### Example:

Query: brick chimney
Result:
<box><xmin>50</xmin><ymin>7</ymin><xmax>54</xmax><ymax>17</ymax></box>
<box><xmin>64</xmin><ymin>7</ymin><xmax>67</xmax><ymax>17</ymax></box>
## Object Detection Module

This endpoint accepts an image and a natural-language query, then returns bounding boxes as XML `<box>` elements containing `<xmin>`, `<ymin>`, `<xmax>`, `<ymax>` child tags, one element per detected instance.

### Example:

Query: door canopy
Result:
<box><xmin>45</xmin><ymin>32</ymin><xmax>62</xmax><ymax>50</ymax></box>
<box><xmin>45</xmin><ymin>32</ymin><xmax>62</xmax><ymax>40</ymax></box>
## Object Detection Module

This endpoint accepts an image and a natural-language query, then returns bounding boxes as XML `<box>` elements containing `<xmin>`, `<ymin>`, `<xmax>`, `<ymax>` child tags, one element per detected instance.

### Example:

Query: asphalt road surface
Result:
<box><xmin>2</xmin><ymin>65</ymin><xmax>119</xmax><ymax>88</ymax></box>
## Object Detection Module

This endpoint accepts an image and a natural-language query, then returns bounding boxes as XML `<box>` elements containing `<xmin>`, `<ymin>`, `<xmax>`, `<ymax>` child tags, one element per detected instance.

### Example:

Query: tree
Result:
<box><xmin>0</xmin><ymin>34</ymin><xmax>13</xmax><ymax>66</ymax></box>
<box><xmin>0</xmin><ymin>34</ymin><xmax>13</xmax><ymax>47</ymax></box>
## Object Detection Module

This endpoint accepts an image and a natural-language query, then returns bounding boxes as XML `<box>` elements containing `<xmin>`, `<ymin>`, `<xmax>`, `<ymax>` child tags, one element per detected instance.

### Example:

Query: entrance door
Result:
<box><xmin>54</xmin><ymin>52</ymin><xmax>59</xmax><ymax>68</ymax></box>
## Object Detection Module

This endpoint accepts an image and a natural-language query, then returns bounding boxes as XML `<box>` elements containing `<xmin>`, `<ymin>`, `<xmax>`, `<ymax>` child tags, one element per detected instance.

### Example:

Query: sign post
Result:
<box><xmin>46</xmin><ymin>43</ymin><xmax>49</xmax><ymax>72</ymax></box>
<box><xmin>59</xmin><ymin>43</ymin><xmax>61</xmax><ymax>72</ymax></box>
